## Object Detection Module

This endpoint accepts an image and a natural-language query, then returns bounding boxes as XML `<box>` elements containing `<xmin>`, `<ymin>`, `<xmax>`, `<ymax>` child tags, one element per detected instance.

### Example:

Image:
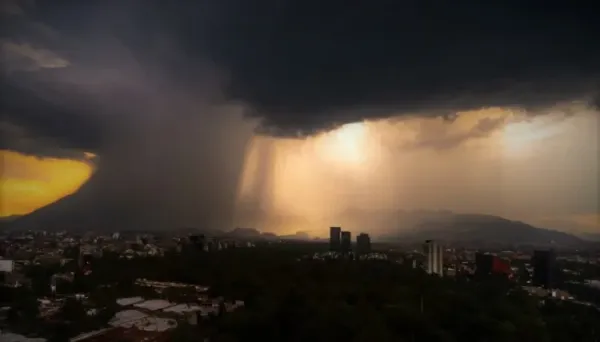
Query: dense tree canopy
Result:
<box><xmin>2</xmin><ymin>244</ymin><xmax>599</xmax><ymax>342</ymax></box>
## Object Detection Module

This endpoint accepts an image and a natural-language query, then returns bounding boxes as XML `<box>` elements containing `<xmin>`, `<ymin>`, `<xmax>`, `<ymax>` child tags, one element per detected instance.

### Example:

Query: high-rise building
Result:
<box><xmin>356</xmin><ymin>233</ymin><xmax>371</xmax><ymax>254</ymax></box>
<box><xmin>190</xmin><ymin>234</ymin><xmax>206</xmax><ymax>250</ymax></box>
<box><xmin>532</xmin><ymin>250</ymin><xmax>556</xmax><ymax>288</ymax></box>
<box><xmin>329</xmin><ymin>227</ymin><xmax>341</xmax><ymax>252</ymax></box>
<box><xmin>341</xmin><ymin>231</ymin><xmax>352</xmax><ymax>253</ymax></box>
<box><xmin>423</xmin><ymin>240</ymin><xmax>444</xmax><ymax>276</ymax></box>
<box><xmin>475</xmin><ymin>253</ymin><xmax>494</xmax><ymax>275</ymax></box>
<box><xmin>475</xmin><ymin>253</ymin><xmax>511</xmax><ymax>277</ymax></box>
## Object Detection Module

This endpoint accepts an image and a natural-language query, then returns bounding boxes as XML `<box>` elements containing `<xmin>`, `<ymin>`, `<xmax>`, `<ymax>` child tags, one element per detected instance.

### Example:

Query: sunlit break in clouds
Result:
<box><xmin>320</xmin><ymin>122</ymin><xmax>370</xmax><ymax>165</ymax></box>
<box><xmin>234</xmin><ymin>108</ymin><xmax>599</xmax><ymax>236</ymax></box>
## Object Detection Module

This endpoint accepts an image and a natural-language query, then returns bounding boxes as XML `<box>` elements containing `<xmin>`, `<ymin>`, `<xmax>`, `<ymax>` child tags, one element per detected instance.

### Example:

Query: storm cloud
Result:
<box><xmin>1</xmin><ymin>0</ymin><xmax>598</xmax><ymax>231</ymax></box>
<box><xmin>2</xmin><ymin>0</ymin><xmax>599</xmax><ymax>148</ymax></box>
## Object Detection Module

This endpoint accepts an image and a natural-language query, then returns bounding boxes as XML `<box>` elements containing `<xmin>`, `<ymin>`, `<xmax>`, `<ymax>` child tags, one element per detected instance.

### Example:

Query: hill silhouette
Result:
<box><xmin>9</xmin><ymin>187</ymin><xmax>584</xmax><ymax>248</ymax></box>
<box><xmin>381</xmin><ymin>213</ymin><xmax>583</xmax><ymax>247</ymax></box>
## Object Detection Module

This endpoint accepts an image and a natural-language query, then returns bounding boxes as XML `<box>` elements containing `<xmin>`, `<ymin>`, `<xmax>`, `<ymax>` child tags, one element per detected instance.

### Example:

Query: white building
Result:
<box><xmin>424</xmin><ymin>240</ymin><xmax>444</xmax><ymax>276</ymax></box>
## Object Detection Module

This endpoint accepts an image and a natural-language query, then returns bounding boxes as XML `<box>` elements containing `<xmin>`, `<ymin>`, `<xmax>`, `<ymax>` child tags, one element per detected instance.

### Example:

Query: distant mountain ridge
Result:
<box><xmin>579</xmin><ymin>232</ymin><xmax>600</xmax><ymax>242</ymax></box>
<box><xmin>380</xmin><ymin>213</ymin><xmax>583</xmax><ymax>247</ymax></box>
<box><xmin>197</xmin><ymin>213</ymin><xmax>584</xmax><ymax>247</ymax></box>
<box><xmin>6</xmin><ymin>194</ymin><xmax>585</xmax><ymax>247</ymax></box>
<box><xmin>221</xmin><ymin>228</ymin><xmax>311</xmax><ymax>241</ymax></box>
<box><xmin>218</xmin><ymin>215</ymin><xmax>583</xmax><ymax>247</ymax></box>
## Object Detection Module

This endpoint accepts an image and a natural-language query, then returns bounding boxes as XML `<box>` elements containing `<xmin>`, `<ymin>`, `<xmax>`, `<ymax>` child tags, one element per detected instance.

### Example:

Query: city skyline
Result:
<box><xmin>0</xmin><ymin>1</ymin><xmax>598</xmax><ymax>340</ymax></box>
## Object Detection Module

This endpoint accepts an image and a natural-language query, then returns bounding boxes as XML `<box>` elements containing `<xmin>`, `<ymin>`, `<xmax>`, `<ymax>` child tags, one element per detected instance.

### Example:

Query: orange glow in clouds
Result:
<box><xmin>0</xmin><ymin>150</ymin><xmax>95</xmax><ymax>217</ymax></box>
<box><xmin>319</xmin><ymin>122</ymin><xmax>368</xmax><ymax>165</ymax></box>
<box><xmin>234</xmin><ymin>121</ymin><xmax>384</xmax><ymax>234</ymax></box>
<box><xmin>235</xmin><ymin>107</ymin><xmax>599</xmax><ymax>235</ymax></box>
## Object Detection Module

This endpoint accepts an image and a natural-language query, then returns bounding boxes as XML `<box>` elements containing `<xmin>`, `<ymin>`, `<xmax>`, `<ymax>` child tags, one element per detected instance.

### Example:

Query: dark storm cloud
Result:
<box><xmin>2</xmin><ymin>0</ymin><xmax>600</xmax><ymax>153</ymax></box>
<box><xmin>4</xmin><ymin>44</ymin><xmax>258</xmax><ymax>230</ymax></box>
<box><xmin>0</xmin><ymin>120</ymin><xmax>90</xmax><ymax>159</ymax></box>
<box><xmin>205</xmin><ymin>1</ymin><xmax>600</xmax><ymax>134</ymax></box>
<box><xmin>0</xmin><ymin>0</ymin><xmax>25</xmax><ymax>16</ymax></box>
<box><xmin>1</xmin><ymin>1</ymin><xmax>261</xmax><ymax>231</ymax></box>
<box><xmin>0</xmin><ymin>81</ymin><xmax>103</xmax><ymax>154</ymax></box>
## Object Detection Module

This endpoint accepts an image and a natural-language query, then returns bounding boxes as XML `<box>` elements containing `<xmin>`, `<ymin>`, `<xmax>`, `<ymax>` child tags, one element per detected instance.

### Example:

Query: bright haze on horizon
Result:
<box><xmin>1</xmin><ymin>0</ymin><xmax>598</xmax><ymax>237</ymax></box>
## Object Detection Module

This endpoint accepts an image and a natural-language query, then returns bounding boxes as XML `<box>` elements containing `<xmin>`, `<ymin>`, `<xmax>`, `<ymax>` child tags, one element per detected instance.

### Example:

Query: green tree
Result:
<box><xmin>168</xmin><ymin>322</ymin><xmax>204</xmax><ymax>341</ymax></box>
<box><xmin>60</xmin><ymin>298</ymin><xmax>86</xmax><ymax>322</ymax></box>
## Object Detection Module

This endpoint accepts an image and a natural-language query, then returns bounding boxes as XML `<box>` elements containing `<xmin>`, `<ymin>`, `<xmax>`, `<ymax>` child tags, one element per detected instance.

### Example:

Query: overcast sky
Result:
<box><xmin>1</xmin><ymin>0</ymin><xmax>598</xmax><ymax>235</ymax></box>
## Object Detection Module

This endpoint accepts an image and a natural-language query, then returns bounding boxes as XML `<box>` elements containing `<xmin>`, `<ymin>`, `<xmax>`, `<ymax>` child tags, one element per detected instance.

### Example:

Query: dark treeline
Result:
<box><xmin>2</xmin><ymin>244</ymin><xmax>599</xmax><ymax>342</ymax></box>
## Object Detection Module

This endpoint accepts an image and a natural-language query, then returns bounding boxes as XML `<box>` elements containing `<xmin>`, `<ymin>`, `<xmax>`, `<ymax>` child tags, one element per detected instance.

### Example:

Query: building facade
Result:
<box><xmin>341</xmin><ymin>231</ymin><xmax>352</xmax><ymax>254</ymax></box>
<box><xmin>356</xmin><ymin>233</ymin><xmax>371</xmax><ymax>254</ymax></box>
<box><xmin>329</xmin><ymin>227</ymin><xmax>341</xmax><ymax>252</ymax></box>
<box><xmin>424</xmin><ymin>240</ymin><xmax>444</xmax><ymax>276</ymax></box>
<box><xmin>532</xmin><ymin>250</ymin><xmax>556</xmax><ymax>288</ymax></box>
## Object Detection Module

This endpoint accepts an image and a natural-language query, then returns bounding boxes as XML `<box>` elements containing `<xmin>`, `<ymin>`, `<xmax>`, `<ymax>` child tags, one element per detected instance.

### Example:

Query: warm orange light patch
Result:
<box><xmin>318</xmin><ymin>122</ymin><xmax>368</xmax><ymax>164</ymax></box>
<box><xmin>0</xmin><ymin>149</ymin><xmax>95</xmax><ymax>217</ymax></box>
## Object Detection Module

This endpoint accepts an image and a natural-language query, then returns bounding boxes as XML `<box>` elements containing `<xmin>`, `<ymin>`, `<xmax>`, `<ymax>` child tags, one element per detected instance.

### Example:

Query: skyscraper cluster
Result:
<box><xmin>329</xmin><ymin>227</ymin><xmax>371</xmax><ymax>255</ymax></box>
